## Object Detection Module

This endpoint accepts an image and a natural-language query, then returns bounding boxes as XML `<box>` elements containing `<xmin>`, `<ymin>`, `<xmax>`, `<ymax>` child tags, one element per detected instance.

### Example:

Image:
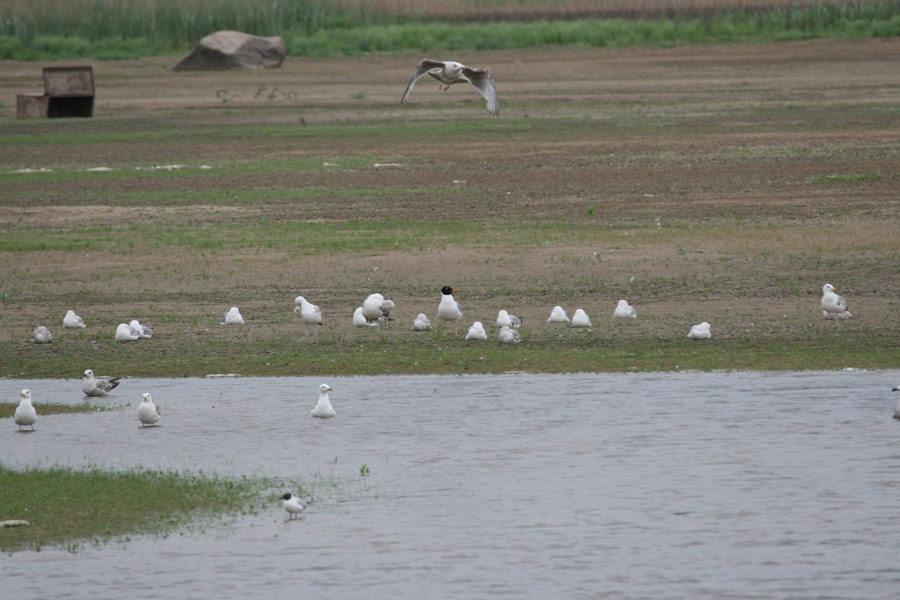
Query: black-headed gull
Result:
<box><xmin>437</xmin><ymin>286</ymin><xmax>463</xmax><ymax>335</ymax></box>
<box><xmin>14</xmin><ymin>389</ymin><xmax>37</xmax><ymax>431</ymax></box>
<box><xmin>138</xmin><ymin>392</ymin><xmax>161</xmax><ymax>427</ymax></box>
<box><xmin>281</xmin><ymin>493</ymin><xmax>308</xmax><ymax>519</ymax></box>
<box><xmin>401</xmin><ymin>59</ymin><xmax>500</xmax><ymax>116</ymax></box>
<box><xmin>63</xmin><ymin>310</ymin><xmax>86</xmax><ymax>328</ymax></box>
<box><xmin>311</xmin><ymin>383</ymin><xmax>336</xmax><ymax>418</ymax></box>
<box><xmin>821</xmin><ymin>283</ymin><xmax>852</xmax><ymax>319</ymax></box>
<box><xmin>82</xmin><ymin>369</ymin><xmax>121</xmax><ymax>397</ymax></box>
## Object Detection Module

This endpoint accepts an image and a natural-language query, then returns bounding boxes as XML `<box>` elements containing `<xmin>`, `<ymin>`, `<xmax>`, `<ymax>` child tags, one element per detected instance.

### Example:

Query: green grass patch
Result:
<box><xmin>3</xmin><ymin>333</ymin><xmax>897</xmax><ymax>378</ymax></box>
<box><xmin>0</xmin><ymin>403</ymin><xmax>104</xmax><ymax>418</ymax></box>
<box><xmin>807</xmin><ymin>171</ymin><xmax>884</xmax><ymax>183</ymax></box>
<box><xmin>0</xmin><ymin>464</ymin><xmax>269</xmax><ymax>553</ymax></box>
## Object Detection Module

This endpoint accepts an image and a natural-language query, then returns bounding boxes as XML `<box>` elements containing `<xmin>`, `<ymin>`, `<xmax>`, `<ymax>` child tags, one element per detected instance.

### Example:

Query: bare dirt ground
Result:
<box><xmin>1</xmin><ymin>38</ymin><xmax>898</xmax><ymax>374</ymax></box>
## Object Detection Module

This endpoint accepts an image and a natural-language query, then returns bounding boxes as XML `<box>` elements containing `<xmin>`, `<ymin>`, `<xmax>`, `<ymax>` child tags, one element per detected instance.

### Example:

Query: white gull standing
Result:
<box><xmin>294</xmin><ymin>295</ymin><xmax>324</xmax><ymax>335</ymax></box>
<box><xmin>311</xmin><ymin>383</ymin><xmax>336</xmax><ymax>418</ymax></box>
<box><xmin>281</xmin><ymin>493</ymin><xmax>308</xmax><ymax>520</ymax></box>
<box><xmin>138</xmin><ymin>392</ymin><xmax>161</xmax><ymax>427</ymax></box>
<box><xmin>821</xmin><ymin>283</ymin><xmax>852</xmax><ymax>319</ymax></box>
<box><xmin>401</xmin><ymin>59</ymin><xmax>500</xmax><ymax>116</ymax></box>
<box><xmin>63</xmin><ymin>310</ymin><xmax>86</xmax><ymax>328</ymax></box>
<box><xmin>613</xmin><ymin>299</ymin><xmax>638</xmax><ymax>319</ymax></box>
<box><xmin>437</xmin><ymin>286</ymin><xmax>463</xmax><ymax>335</ymax></box>
<box><xmin>14</xmin><ymin>389</ymin><xmax>37</xmax><ymax>431</ymax></box>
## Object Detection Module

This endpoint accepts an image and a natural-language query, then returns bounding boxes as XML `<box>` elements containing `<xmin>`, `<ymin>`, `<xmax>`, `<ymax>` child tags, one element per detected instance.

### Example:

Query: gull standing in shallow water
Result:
<box><xmin>311</xmin><ymin>383</ymin><xmax>336</xmax><ymax>418</ymax></box>
<box><xmin>437</xmin><ymin>286</ymin><xmax>463</xmax><ymax>335</ymax></box>
<box><xmin>63</xmin><ymin>310</ymin><xmax>86</xmax><ymax>328</ymax></box>
<box><xmin>15</xmin><ymin>390</ymin><xmax>37</xmax><ymax>431</ymax></box>
<box><xmin>401</xmin><ymin>59</ymin><xmax>500</xmax><ymax>116</ymax></box>
<box><xmin>82</xmin><ymin>369</ymin><xmax>121</xmax><ymax>397</ymax></box>
<box><xmin>687</xmin><ymin>322</ymin><xmax>712</xmax><ymax>339</ymax></box>
<box><xmin>892</xmin><ymin>385</ymin><xmax>900</xmax><ymax>420</ymax></box>
<box><xmin>31</xmin><ymin>326</ymin><xmax>52</xmax><ymax>343</ymax></box>
<box><xmin>281</xmin><ymin>493</ymin><xmax>308</xmax><ymax>519</ymax></box>
<box><xmin>138</xmin><ymin>393</ymin><xmax>161</xmax><ymax>427</ymax></box>
<box><xmin>613</xmin><ymin>299</ymin><xmax>638</xmax><ymax>319</ymax></box>
<box><xmin>821</xmin><ymin>283</ymin><xmax>852</xmax><ymax>319</ymax></box>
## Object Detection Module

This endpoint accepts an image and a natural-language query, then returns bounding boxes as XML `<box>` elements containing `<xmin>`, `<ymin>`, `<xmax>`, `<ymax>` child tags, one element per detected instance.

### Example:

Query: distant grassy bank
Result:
<box><xmin>0</xmin><ymin>465</ymin><xmax>266</xmax><ymax>553</ymax></box>
<box><xmin>0</xmin><ymin>0</ymin><xmax>898</xmax><ymax>60</ymax></box>
<box><xmin>4</xmin><ymin>335</ymin><xmax>898</xmax><ymax>378</ymax></box>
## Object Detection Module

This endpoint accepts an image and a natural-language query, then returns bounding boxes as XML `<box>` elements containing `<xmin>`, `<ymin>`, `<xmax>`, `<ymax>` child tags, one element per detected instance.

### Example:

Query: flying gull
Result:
<box><xmin>401</xmin><ymin>59</ymin><xmax>500</xmax><ymax>116</ymax></box>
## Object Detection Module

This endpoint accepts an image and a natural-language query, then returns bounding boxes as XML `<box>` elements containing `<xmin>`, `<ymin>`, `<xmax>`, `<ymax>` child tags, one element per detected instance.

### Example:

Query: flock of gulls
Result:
<box><xmin>12</xmin><ymin>281</ymin><xmax>899</xmax><ymax>519</ymax></box>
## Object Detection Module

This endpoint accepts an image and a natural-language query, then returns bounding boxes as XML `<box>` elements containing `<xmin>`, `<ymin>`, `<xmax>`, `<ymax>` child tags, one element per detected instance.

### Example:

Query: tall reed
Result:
<box><xmin>1</xmin><ymin>0</ymin><xmax>898</xmax><ymax>59</ymax></box>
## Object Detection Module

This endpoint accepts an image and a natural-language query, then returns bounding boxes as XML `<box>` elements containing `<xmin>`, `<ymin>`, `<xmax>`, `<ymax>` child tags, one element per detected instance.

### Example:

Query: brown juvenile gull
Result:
<box><xmin>401</xmin><ymin>59</ymin><xmax>500</xmax><ymax>116</ymax></box>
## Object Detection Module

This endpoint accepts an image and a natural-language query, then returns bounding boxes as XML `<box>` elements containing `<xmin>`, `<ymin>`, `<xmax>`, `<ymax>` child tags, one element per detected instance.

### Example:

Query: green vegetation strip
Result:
<box><xmin>0</xmin><ymin>465</ymin><xmax>265</xmax><ymax>553</ymax></box>
<box><xmin>0</xmin><ymin>403</ymin><xmax>98</xmax><ymax>418</ymax></box>
<box><xmin>3</xmin><ymin>335</ymin><xmax>897</xmax><ymax>378</ymax></box>
<box><xmin>1</xmin><ymin>1</ymin><xmax>899</xmax><ymax>60</ymax></box>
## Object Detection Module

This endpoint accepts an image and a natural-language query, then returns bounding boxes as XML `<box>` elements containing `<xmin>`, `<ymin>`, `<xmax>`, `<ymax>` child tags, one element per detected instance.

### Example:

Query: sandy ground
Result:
<box><xmin>1</xmin><ymin>39</ymin><xmax>898</xmax><ymax>369</ymax></box>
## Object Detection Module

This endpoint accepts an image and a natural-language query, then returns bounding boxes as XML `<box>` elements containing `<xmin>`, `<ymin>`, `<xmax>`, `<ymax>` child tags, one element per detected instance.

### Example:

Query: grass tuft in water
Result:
<box><xmin>0</xmin><ymin>464</ymin><xmax>267</xmax><ymax>553</ymax></box>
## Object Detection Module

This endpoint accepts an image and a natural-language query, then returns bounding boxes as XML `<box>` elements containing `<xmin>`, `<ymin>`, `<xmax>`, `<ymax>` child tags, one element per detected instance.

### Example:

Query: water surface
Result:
<box><xmin>2</xmin><ymin>371</ymin><xmax>899</xmax><ymax>599</ymax></box>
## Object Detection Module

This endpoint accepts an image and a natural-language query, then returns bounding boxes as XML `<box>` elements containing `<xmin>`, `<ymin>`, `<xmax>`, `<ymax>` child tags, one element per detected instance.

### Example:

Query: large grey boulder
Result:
<box><xmin>173</xmin><ymin>30</ymin><xmax>286</xmax><ymax>71</ymax></box>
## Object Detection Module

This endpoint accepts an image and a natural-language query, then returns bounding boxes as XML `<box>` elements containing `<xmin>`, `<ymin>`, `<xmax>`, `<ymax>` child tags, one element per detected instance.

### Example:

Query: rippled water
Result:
<box><xmin>2</xmin><ymin>371</ymin><xmax>900</xmax><ymax>599</ymax></box>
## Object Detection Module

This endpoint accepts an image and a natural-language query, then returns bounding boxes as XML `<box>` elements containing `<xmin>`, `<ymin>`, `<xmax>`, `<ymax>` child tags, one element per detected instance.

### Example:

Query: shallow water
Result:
<box><xmin>2</xmin><ymin>371</ymin><xmax>900</xmax><ymax>599</ymax></box>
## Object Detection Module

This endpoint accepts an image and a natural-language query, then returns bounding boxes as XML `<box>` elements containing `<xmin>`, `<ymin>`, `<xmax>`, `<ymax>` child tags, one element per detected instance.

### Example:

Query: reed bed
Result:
<box><xmin>0</xmin><ymin>0</ymin><xmax>898</xmax><ymax>59</ymax></box>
